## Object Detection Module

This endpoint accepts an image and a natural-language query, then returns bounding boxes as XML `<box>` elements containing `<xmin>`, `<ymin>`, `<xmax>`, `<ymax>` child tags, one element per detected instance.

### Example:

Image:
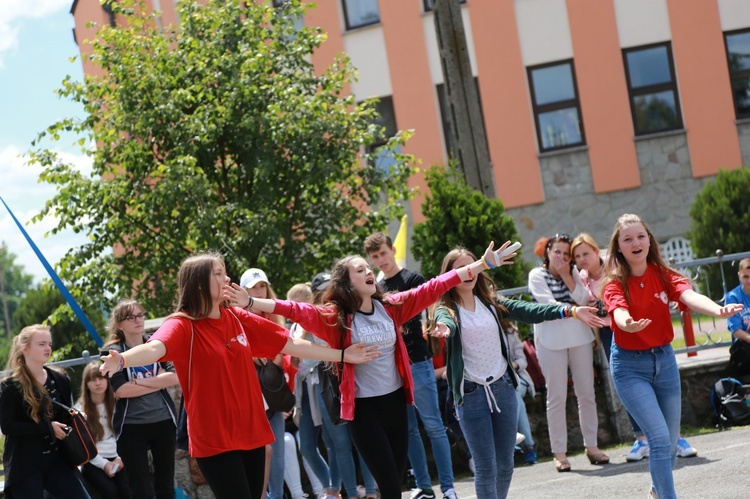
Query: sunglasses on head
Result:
<box><xmin>548</xmin><ymin>233</ymin><xmax>572</xmax><ymax>246</ymax></box>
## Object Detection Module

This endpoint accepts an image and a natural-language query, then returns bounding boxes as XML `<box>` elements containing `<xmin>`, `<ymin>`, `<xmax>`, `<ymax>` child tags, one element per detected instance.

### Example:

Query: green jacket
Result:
<box><xmin>434</xmin><ymin>297</ymin><xmax>567</xmax><ymax>406</ymax></box>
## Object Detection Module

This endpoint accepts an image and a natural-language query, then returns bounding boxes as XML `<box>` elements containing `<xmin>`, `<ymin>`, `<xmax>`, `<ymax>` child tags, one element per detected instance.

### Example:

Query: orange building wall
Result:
<box><xmin>566</xmin><ymin>0</ymin><xmax>641</xmax><ymax>192</ymax></box>
<box><xmin>71</xmin><ymin>0</ymin><xmax>111</xmax><ymax>79</ymax></box>
<box><xmin>469</xmin><ymin>2</ymin><xmax>544</xmax><ymax>208</ymax></box>
<box><xmin>666</xmin><ymin>0</ymin><xmax>742</xmax><ymax>176</ymax></box>
<box><xmin>379</xmin><ymin>3</ymin><xmax>445</xmax><ymax>223</ymax></box>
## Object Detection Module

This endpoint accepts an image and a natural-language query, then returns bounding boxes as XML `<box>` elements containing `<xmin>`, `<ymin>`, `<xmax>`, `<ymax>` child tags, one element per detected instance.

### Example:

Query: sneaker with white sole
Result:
<box><xmin>626</xmin><ymin>439</ymin><xmax>650</xmax><ymax>462</ymax></box>
<box><xmin>676</xmin><ymin>437</ymin><xmax>698</xmax><ymax>458</ymax></box>
<box><xmin>515</xmin><ymin>432</ymin><xmax>525</xmax><ymax>446</ymax></box>
<box><xmin>443</xmin><ymin>488</ymin><xmax>458</xmax><ymax>499</ymax></box>
<box><xmin>410</xmin><ymin>489</ymin><xmax>436</xmax><ymax>499</ymax></box>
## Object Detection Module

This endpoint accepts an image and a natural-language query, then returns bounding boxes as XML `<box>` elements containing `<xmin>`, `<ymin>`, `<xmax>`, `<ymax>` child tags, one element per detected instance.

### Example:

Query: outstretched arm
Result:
<box><xmin>679</xmin><ymin>289</ymin><xmax>744</xmax><ymax>318</ymax></box>
<box><xmin>100</xmin><ymin>341</ymin><xmax>167</xmax><ymax>378</ymax></box>
<box><xmin>612</xmin><ymin>307</ymin><xmax>652</xmax><ymax>333</ymax></box>
<box><xmin>281</xmin><ymin>336</ymin><xmax>380</xmax><ymax>364</ymax></box>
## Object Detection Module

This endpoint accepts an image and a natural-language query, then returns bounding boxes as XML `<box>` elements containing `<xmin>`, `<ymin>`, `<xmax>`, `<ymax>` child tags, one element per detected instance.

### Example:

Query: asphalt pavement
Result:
<box><xmin>403</xmin><ymin>424</ymin><xmax>750</xmax><ymax>498</ymax></box>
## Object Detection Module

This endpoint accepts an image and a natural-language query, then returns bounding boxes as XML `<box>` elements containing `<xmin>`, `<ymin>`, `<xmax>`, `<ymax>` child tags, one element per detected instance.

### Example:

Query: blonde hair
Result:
<box><xmin>571</xmin><ymin>233</ymin><xmax>600</xmax><ymax>256</ymax></box>
<box><xmin>287</xmin><ymin>283</ymin><xmax>313</xmax><ymax>303</ymax></box>
<box><xmin>6</xmin><ymin>325</ymin><xmax>53</xmax><ymax>424</ymax></box>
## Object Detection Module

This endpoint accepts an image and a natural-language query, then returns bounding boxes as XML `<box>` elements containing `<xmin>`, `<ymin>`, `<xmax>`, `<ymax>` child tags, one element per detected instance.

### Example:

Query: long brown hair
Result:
<box><xmin>425</xmin><ymin>247</ymin><xmax>507</xmax><ymax>330</ymax></box>
<box><xmin>171</xmin><ymin>251</ymin><xmax>227</xmax><ymax>320</ymax></box>
<box><xmin>602</xmin><ymin>213</ymin><xmax>685</xmax><ymax>304</ymax></box>
<box><xmin>6</xmin><ymin>325</ymin><xmax>52</xmax><ymax>424</ymax></box>
<box><xmin>78</xmin><ymin>362</ymin><xmax>115</xmax><ymax>442</ymax></box>
<box><xmin>104</xmin><ymin>299</ymin><xmax>146</xmax><ymax>348</ymax></box>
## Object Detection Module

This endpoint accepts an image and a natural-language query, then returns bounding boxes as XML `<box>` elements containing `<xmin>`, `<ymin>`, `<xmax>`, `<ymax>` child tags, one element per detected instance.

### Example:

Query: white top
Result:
<box><xmin>458</xmin><ymin>296</ymin><xmax>508</xmax><ymax>385</ymax></box>
<box><xmin>350</xmin><ymin>301</ymin><xmax>402</xmax><ymax>398</ymax></box>
<box><xmin>75</xmin><ymin>401</ymin><xmax>118</xmax><ymax>469</ymax></box>
<box><xmin>529</xmin><ymin>266</ymin><xmax>594</xmax><ymax>350</ymax></box>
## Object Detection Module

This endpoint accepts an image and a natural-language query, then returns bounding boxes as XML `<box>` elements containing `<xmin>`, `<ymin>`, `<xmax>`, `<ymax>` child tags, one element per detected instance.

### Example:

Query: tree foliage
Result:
<box><xmin>688</xmin><ymin>168</ymin><xmax>750</xmax><ymax>298</ymax></box>
<box><xmin>0</xmin><ymin>244</ymin><xmax>34</xmax><ymax>337</ymax></box>
<box><xmin>411</xmin><ymin>165</ymin><xmax>525</xmax><ymax>289</ymax></box>
<box><xmin>29</xmin><ymin>0</ymin><xmax>413</xmax><ymax>317</ymax></box>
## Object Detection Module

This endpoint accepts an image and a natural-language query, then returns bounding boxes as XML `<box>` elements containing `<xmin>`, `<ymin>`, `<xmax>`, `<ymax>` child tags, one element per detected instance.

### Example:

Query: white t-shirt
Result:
<box><xmin>350</xmin><ymin>301</ymin><xmax>402</xmax><ymax>398</ymax></box>
<box><xmin>458</xmin><ymin>296</ymin><xmax>508</xmax><ymax>385</ymax></box>
<box><xmin>75</xmin><ymin>401</ymin><xmax>118</xmax><ymax>469</ymax></box>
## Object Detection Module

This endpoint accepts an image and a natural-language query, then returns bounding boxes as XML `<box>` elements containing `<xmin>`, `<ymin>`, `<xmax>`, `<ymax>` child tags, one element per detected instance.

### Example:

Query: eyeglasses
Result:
<box><xmin>124</xmin><ymin>313</ymin><xmax>147</xmax><ymax>322</ymax></box>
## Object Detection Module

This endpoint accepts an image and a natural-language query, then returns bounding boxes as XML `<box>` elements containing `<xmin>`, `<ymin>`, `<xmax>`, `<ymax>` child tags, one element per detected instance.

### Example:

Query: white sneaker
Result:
<box><xmin>443</xmin><ymin>488</ymin><xmax>458</xmax><ymax>499</ymax></box>
<box><xmin>626</xmin><ymin>439</ymin><xmax>650</xmax><ymax>462</ymax></box>
<box><xmin>676</xmin><ymin>437</ymin><xmax>698</xmax><ymax>458</ymax></box>
<box><xmin>515</xmin><ymin>432</ymin><xmax>525</xmax><ymax>446</ymax></box>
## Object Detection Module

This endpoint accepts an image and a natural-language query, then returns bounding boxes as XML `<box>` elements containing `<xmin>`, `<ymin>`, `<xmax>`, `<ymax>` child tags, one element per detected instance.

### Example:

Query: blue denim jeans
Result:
<box><xmin>407</xmin><ymin>359</ymin><xmax>455</xmax><ymax>493</ymax></box>
<box><xmin>610</xmin><ymin>344</ymin><xmax>680</xmax><ymax>499</ymax></box>
<box><xmin>516</xmin><ymin>379</ymin><xmax>535</xmax><ymax>448</ymax></box>
<box><xmin>316</xmin><ymin>386</ymin><xmax>377</xmax><ymax>496</ymax></box>
<box><xmin>457</xmin><ymin>372</ymin><xmax>518</xmax><ymax>499</ymax></box>
<box><xmin>267</xmin><ymin>410</ymin><xmax>286</xmax><ymax>499</ymax></box>
<box><xmin>297</xmin><ymin>383</ymin><xmax>333</xmax><ymax>490</ymax></box>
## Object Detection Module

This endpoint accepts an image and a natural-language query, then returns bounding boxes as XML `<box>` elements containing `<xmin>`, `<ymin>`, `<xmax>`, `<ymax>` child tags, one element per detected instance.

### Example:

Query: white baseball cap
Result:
<box><xmin>240</xmin><ymin>268</ymin><xmax>270</xmax><ymax>289</ymax></box>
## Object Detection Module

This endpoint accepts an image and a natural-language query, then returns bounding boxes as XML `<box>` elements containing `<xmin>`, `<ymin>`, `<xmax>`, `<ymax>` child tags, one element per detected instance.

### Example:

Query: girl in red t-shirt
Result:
<box><xmin>602</xmin><ymin>214</ymin><xmax>743</xmax><ymax>499</ymax></box>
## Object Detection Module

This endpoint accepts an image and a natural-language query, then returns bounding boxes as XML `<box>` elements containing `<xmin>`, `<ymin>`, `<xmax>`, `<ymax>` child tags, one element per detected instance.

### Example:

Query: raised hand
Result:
<box><xmin>344</xmin><ymin>342</ymin><xmax>381</xmax><ymax>364</ymax></box>
<box><xmin>574</xmin><ymin>306</ymin><xmax>607</xmax><ymax>328</ymax></box>
<box><xmin>717</xmin><ymin>304</ymin><xmax>744</xmax><ymax>318</ymax></box>
<box><xmin>99</xmin><ymin>349</ymin><xmax>123</xmax><ymax>378</ymax></box>
<box><xmin>430</xmin><ymin>322</ymin><xmax>450</xmax><ymax>338</ymax></box>
<box><xmin>623</xmin><ymin>317</ymin><xmax>652</xmax><ymax>333</ymax></box>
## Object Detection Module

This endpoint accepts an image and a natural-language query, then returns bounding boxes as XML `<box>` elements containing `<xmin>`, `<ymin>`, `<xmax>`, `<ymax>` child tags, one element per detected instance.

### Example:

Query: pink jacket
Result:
<box><xmin>273</xmin><ymin>270</ymin><xmax>461</xmax><ymax>421</ymax></box>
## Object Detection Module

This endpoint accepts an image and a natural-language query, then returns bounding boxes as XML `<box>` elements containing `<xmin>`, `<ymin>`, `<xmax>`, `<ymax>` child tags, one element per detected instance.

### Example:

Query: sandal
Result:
<box><xmin>553</xmin><ymin>456</ymin><xmax>571</xmax><ymax>472</ymax></box>
<box><xmin>586</xmin><ymin>449</ymin><xmax>611</xmax><ymax>465</ymax></box>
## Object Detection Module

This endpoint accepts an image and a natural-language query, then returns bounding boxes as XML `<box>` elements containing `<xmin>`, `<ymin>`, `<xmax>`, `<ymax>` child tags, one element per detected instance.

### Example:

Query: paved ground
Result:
<box><xmin>402</xmin><ymin>425</ymin><xmax>750</xmax><ymax>498</ymax></box>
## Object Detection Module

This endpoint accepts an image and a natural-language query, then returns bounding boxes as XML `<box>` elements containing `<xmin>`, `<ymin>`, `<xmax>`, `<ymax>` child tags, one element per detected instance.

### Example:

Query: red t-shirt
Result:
<box><xmin>150</xmin><ymin>307</ymin><xmax>289</xmax><ymax>458</ymax></box>
<box><xmin>282</xmin><ymin>354</ymin><xmax>297</xmax><ymax>393</ymax></box>
<box><xmin>603</xmin><ymin>264</ymin><xmax>692</xmax><ymax>350</ymax></box>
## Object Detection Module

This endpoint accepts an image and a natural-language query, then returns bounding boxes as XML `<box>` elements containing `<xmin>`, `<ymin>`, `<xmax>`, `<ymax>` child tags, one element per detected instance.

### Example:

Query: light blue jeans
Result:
<box><xmin>407</xmin><ymin>359</ymin><xmax>455</xmax><ymax>493</ymax></box>
<box><xmin>610</xmin><ymin>344</ymin><xmax>680</xmax><ymax>499</ymax></box>
<box><xmin>457</xmin><ymin>372</ymin><xmax>518</xmax><ymax>499</ymax></box>
<box><xmin>516</xmin><ymin>379</ymin><xmax>535</xmax><ymax>448</ymax></box>
<box><xmin>297</xmin><ymin>383</ymin><xmax>333</xmax><ymax>490</ymax></box>
<box><xmin>316</xmin><ymin>387</ymin><xmax>377</xmax><ymax>496</ymax></box>
<box><xmin>267</xmin><ymin>410</ymin><xmax>286</xmax><ymax>499</ymax></box>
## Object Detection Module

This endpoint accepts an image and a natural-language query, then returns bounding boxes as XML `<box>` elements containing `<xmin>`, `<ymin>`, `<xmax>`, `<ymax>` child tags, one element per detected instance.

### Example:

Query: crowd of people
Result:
<box><xmin>0</xmin><ymin>213</ymin><xmax>746</xmax><ymax>499</ymax></box>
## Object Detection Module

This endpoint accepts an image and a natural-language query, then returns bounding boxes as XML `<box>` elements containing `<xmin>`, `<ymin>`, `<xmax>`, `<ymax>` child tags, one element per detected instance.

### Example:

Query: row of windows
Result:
<box><xmin>530</xmin><ymin>30</ymin><xmax>750</xmax><ymax>152</ymax></box>
<box><xmin>341</xmin><ymin>0</ymin><xmax>465</xmax><ymax>31</ymax></box>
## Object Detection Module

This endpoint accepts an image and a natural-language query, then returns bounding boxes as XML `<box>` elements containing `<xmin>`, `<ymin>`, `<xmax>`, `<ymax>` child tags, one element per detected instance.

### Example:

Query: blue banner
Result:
<box><xmin>1</xmin><ymin>196</ymin><xmax>103</xmax><ymax>347</ymax></box>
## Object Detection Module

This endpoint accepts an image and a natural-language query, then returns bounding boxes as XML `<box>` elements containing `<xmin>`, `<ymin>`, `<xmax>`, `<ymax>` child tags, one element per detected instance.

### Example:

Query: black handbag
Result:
<box><xmin>256</xmin><ymin>361</ymin><xmax>296</xmax><ymax>413</ymax></box>
<box><xmin>728</xmin><ymin>339</ymin><xmax>750</xmax><ymax>378</ymax></box>
<box><xmin>49</xmin><ymin>398</ymin><xmax>98</xmax><ymax>466</ymax></box>
<box><xmin>318</xmin><ymin>363</ymin><xmax>345</xmax><ymax>426</ymax></box>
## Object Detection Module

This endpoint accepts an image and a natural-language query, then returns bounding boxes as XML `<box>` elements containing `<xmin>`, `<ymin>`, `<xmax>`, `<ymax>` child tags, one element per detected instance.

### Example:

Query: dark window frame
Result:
<box><xmin>341</xmin><ymin>0</ymin><xmax>380</xmax><ymax>31</ymax></box>
<box><xmin>622</xmin><ymin>41</ymin><xmax>684</xmax><ymax>135</ymax></box>
<box><xmin>724</xmin><ymin>27</ymin><xmax>750</xmax><ymax>119</ymax></box>
<box><xmin>527</xmin><ymin>59</ymin><xmax>586</xmax><ymax>153</ymax></box>
<box><xmin>423</xmin><ymin>0</ymin><xmax>466</xmax><ymax>13</ymax></box>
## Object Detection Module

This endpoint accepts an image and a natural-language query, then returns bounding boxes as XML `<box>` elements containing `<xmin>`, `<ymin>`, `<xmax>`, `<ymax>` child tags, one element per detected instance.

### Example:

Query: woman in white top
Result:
<box><xmin>76</xmin><ymin>362</ymin><xmax>130</xmax><ymax>498</ymax></box>
<box><xmin>528</xmin><ymin>234</ymin><xmax>608</xmax><ymax>472</ymax></box>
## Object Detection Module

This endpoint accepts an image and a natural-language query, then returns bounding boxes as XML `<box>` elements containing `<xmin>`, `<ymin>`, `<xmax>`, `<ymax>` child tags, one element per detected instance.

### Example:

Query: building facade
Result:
<box><xmin>71</xmin><ymin>0</ymin><xmax>750</xmax><ymax>263</ymax></box>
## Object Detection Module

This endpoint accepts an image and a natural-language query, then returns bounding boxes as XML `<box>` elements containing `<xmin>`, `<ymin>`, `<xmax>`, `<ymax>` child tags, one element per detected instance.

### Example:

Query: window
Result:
<box><xmin>436</xmin><ymin>78</ymin><xmax>487</xmax><ymax>157</ymax></box>
<box><xmin>724</xmin><ymin>29</ymin><xmax>750</xmax><ymax>119</ymax></box>
<box><xmin>527</xmin><ymin>60</ymin><xmax>585</xmax><ymax>152</ymax></box>
<box><xmin>342</xmin><ymin>0</ymin><xmax>380</xmax><ymax>30</ymax></box>
<box><xmin>424</xmin><ymin>0</ymin><xmax>466</xmax><ymax>12</ymax></box>
<box><xmin>623</xmin><ymin>43</ymin><xmax>683</xmax><ymax>135</ymax></box>
<box><xmin>366</xmin><ymin>96</ymin><xmax>399</xmax><ymax>172</ymax></box>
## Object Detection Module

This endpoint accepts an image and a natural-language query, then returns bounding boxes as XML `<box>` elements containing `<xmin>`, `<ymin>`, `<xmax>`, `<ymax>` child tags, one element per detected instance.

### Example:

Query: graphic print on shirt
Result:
<box><xmin>656</xmin><ymin>291</ymin><xmax>668</xmax><ymax>305</ymax></box>
<box><xmin>350</xmin><ymin>301</ymin><xmax>401</xmax><ymax>398</ymax></box>
<box><xmin>130</xmin><ymin>363</ymin><xmax>158</xmax><ymax>380</ymax></box>
<box><xmin>229</xmin><ymin>331</ymin><xmax>249</xmax><ymax>348</ymax></box>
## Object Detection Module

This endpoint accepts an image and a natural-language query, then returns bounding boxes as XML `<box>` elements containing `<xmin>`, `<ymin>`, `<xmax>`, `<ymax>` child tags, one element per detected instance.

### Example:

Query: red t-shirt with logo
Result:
<box><xmin>150</xmin><ymin>307</ymin><xmax>289</xmax><ymax>457</ymax></box>
<box><xmin>603</xmin><ymin>264</ymin><xmax>692</xmax><ymax>350</ymax></box>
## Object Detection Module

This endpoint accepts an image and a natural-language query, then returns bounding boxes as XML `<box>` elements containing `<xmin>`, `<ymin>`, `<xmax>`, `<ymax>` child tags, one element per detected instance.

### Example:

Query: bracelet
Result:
<box><xmin>341</xmin><ymin>348</ymin><xmax>345</xmax><ymax>364</ymax></box>
<box><xmin>466</xmin><ymin>266</ymin><xmax>475</xmax><ymax>280</ymax></box>
<box><xmin>481</xmin><ymin>257</ymin><xmax>491</xmax><ymax>270</ymax></box>
<box><xmin>118</xmin><ymin>355</ymin><xmax>126</xmax><ymax>372</ymax></box>
<box><xmin>131</xmin><ymin>377</ymin><xmax>138</xmax><ymax>385</ymax></box>
<box><xmin>247</xmin><ymin>296</ymin><xmax>254</xmax><ymax>309</ymax></box>
<box><xmin>483</xmin><ymin>256</ymin><xmax>496</xmax><ymax>269</ymax></box>
<box><xmin>571</xmin><ymin>307</ymin><xmax>578</xmax><ymax>320</ymax></box>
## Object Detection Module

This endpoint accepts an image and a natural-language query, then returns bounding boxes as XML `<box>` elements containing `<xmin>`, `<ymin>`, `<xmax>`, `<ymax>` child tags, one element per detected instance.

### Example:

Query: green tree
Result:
<box><xmin>688</xmin><ymin>168</ymin><xmax>750</xmax><ymax>298</ymax></box>
<box><xmin>411</xmin><ymin>165</ymin><xmax>525</xmax><ymax>289</ymax></box>
<box><xmin>0</xmin><ymin>244</ymin><xmax>34</xmax><ymax>337</ymax></box>
<box><xmin>29</xmin><ymin>0</ymin><xmax>413</xmax><ymax>318</ymax></box>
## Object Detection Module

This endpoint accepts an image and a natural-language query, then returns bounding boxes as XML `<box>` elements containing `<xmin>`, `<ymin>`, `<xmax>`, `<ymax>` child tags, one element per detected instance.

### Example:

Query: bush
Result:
<box><xmin>411</xmin><ymin>165</ymin><xmax>525</xmax><ymax>289</ymax></box>
<box><xmin>688</xmin><ymin>168</ymin><xmax>750</xmax><ymax>298</ymax></box>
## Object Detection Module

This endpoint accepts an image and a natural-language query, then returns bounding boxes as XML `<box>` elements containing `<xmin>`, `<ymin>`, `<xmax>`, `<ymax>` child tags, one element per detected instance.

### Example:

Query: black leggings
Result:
<box><xmin>196</xmin><ymin>448</ymin><xmax>266</xmax><ymax>499</ymax></box>
<box><xmin>82</xmin><ymin>458</ymin><xmax>131</xmax><ymax>498</ymax></box>
<box><xmin>348</xmin><ymin>388</ymin><xmax>408</xmax><ymax>499</ymax></box>
<box><xmin>116</xmin><ymin>419</ymin><xmax>176</xmax><ymax>499</ymax></box>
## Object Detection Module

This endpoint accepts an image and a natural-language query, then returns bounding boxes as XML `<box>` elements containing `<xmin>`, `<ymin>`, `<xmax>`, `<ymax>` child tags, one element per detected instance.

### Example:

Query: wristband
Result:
<box><xmin>481</xmin><ymin>258</ymin><xmax>491</xmax><ymax>270</ymax></box>
<box><xmin>483</xmin><ymin>256</ymin><xmax>496</xmax><ymax>269</ymax></box>
<box><xmin>466</xmin><ymin>266</ymin><xmax>475</xmax><ymax>280</ymax></box>
<box><xmin>341</xmin><ymin>348</ymin><xmax>345</xmax><ymax>364</ymax></box>
<box><xmin>118</xmin><ymin>355</ymin><xmax>126</xmax><ymax>372</ymax></box>
<box><xmin>571</xmin><ymin>307</ymin><xmax>578</xmax><ymax>320</ymax></box>
<box><xmin>247</xmin><ymin>296</ymin><xmax>254</xmax><ymax>309</ymax></box>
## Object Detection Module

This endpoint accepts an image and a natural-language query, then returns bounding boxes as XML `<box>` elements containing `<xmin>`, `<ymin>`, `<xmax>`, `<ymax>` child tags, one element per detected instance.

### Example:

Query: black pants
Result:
<box><xmin>196</xmin><ymin>448</ymin><xmax>266</xmax><ymax>499</ymax></box>
<box><xmin>117</xmin><ymin>419</ymin><xmax>176</xmax><ymax>499</ymax></box>
<box><xmin>348</xmin><ymin>388</ymin><xmax>408</xmax><ymax>499</ymax></box>
<box><xmin>82</xmin><ymin>458</ymin><xmax>131</xmax><ymax>499</ymax></box>
<box><xmin>6</xmin><ymin>448</ymin><xmax>90</xmax><ymax>499</ymax></box>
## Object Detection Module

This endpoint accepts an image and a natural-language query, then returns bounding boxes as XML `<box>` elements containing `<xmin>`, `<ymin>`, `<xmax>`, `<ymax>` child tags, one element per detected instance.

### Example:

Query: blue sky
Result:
<box><xmin>0</xmin><ymin>0</ymin><xmax>91</xmax><ymax>283</ymax></box>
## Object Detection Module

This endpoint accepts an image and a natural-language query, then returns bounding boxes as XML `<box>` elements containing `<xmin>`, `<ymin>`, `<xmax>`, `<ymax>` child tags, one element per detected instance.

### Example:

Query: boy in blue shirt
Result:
<box><xmin>727</xmin><ymin>257</ymin><xmax>750</xmax><ymax>343</ymax></box>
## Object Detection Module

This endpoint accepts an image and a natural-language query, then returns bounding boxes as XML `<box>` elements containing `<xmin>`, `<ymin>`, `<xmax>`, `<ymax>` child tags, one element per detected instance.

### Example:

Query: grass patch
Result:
<box><xmin>671</xmin><ymin>330</ymin><xmax>732</xmax><ymax>350</ymax></box>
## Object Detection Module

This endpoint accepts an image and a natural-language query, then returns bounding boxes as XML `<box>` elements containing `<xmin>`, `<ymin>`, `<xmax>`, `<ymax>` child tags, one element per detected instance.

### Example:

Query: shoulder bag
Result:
<box><xmin>49</xmin><ymin>398</ymin><xmax>98</xmax><ymax>466</ymax></box>
<box><xmin>256</xmin><ymin>361</ymin><xmax>296</xmax><ymax>413</ymax></box>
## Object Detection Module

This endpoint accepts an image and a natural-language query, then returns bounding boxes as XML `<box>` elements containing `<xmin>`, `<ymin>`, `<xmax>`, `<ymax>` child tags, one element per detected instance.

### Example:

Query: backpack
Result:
<box><xmin>710</xmin><ymin>377</ymin><xmax>750</xmax><ymax>428</ymax></box>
